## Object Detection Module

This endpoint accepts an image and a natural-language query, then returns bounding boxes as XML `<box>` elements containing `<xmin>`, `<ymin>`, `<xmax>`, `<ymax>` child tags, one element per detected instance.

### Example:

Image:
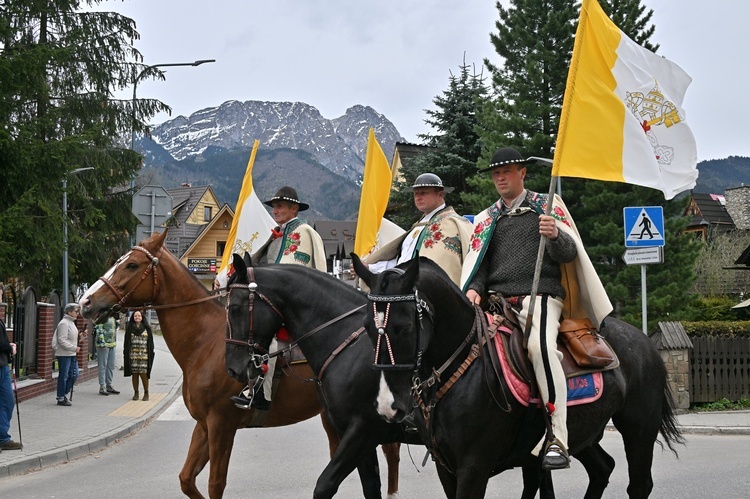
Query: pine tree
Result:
<box><xmin>387</xmin><ymin>60</ymin><xmax>487</xmax><ymax>227</ymax></box>
<box><xmin>0</xmin><ymin>1</ymin><xmax>169</xmax><ymax>292</ymax></box>
<box><xmin>472</xmin><ymin>0</ymin><xmax>701</xmax><ymax>328</ymax></box>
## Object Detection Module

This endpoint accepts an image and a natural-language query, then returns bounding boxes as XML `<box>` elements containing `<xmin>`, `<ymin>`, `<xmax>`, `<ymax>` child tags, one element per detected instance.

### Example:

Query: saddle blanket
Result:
<box><xmin>492</xmin><ymin>326</ymin><xmax>603</xmax><ymax>407</ymax></box>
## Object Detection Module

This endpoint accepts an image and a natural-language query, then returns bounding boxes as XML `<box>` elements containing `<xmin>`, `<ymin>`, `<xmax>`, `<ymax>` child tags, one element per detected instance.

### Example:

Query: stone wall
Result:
<box><xmin>725</xmin><ymin>185</ymin><xmax>750</xmax><ymax>230</ymax></box>
<box><xmin>659</xmin><ymin>348</ymin><xmax>691</xmax><ymax>409</ymax></box>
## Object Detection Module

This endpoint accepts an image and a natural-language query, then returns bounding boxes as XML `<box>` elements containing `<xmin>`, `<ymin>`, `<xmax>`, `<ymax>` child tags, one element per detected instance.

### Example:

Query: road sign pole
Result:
<box><xmin>641</xmin><ymin>264</ymin><xmax>647</xmax><ymax>334</ymax></box>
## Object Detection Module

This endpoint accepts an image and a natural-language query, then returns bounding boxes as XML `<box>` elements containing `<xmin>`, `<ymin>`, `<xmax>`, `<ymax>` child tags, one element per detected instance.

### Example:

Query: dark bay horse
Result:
<box><xmin>353</xmin><ymin>255</ymin><xmax>685</xmax><ymax>499</ymax></box>
<box><xmin>78</xmin><ymin>231</ymin><xmax>400</xmax><ymax>498</ymax></box>
<box><xmin>225</xmin><ymin>253</ymin><xmax>427</xmax><ymax>499</ymax></box>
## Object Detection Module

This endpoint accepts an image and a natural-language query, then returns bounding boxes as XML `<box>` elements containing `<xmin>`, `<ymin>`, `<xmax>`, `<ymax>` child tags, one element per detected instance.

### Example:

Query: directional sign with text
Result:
<box><xmin>624</xmin><ymin>206</ymin><xmax>664</xmax><ymax>248</ymax></box>
<box><xmin>622</xmin><ymin>246</ymin><xmax>664</xmax><ymax>265</ymax></box>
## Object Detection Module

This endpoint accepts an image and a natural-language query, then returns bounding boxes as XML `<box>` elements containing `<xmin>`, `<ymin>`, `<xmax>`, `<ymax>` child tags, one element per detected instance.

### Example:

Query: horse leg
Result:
<box><xmin>381</xmin><ymin>443</ymin><xmax>401</xmax><ymax>499</ymax></box>
<box><xmin>521</xmin><ymin>464</ymin><xmax>550</xmax><ymax>499</ymax></box>
<box><xmin>574</xmin><ymin>443</ymin><xmax>616</xmax><ymax>499</ymax></box>
<box><xmin>313</xmin><ymin>423</ymin><xmax>380</xmax><ymax>499</ymax></box>
<box><xmin>320</xmin><ymin>412</ymin><xmax>341</xmax><ymax>458</ymax></box>
<box><xmin>435</xmin><ymin>462</ymin><xmax>458</xmax><ymax>499</ymax></box>
<box><xmin>355</xmin><ymin>447</ymin><xmax>383</xmax><ymax>499</ymax></box>
<box><xmin>179</xmin><ymin>422</ymin><xmax>211</xmax><ymax>499</ymax></box>
<box><xmin>453</xmin><ymin>460</ymin><xmax>493</xmax><ymax>499</ymax></box>
<box><xmin>613</xmin><ymin>409</ymin><xmax>661</xmax><ymax>498</ymax></box>
<box><xmin>205</xmin><ymin>419</ymin><xmax>238</xmax><ymax>499</ymax></box>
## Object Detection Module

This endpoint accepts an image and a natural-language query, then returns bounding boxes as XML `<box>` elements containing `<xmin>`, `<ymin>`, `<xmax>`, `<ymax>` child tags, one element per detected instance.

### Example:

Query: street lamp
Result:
<box><xmin>62</xmin><ymin>167</ymin><xmax>94</xmax><ymax>307</ymax></box>
<box><xmin>129</xmin><ymin>59</ymin><xmax>216</xmax><ymax>188</ymax></box>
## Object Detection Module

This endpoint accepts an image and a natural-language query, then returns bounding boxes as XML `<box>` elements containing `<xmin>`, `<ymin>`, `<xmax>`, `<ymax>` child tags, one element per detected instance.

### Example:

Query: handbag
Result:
<box><xmin>558</xmin><ymin>318</ymin><xmax>614</xmax><ymax>368</ymax></box>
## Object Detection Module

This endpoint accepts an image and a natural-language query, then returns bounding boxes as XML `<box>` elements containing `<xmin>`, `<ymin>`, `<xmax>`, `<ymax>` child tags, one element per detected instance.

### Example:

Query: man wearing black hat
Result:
<box><xmin>460</xmin><ymin>147</ymin><xmax>612</xmax><ymax>471</ymax></box>
<box><xmin>231</xmin><ymin>186</ymin><xmax>326</xmax><ymax>411</ymax></box>
<box><xmin>251</xmin><ymin>186</ymin><xmax>326</xmax><ymax>269</ymax></box>
<box><xmin>365</xmin><ymin>173</ymin><xmax>472</xmax><ymax>285</ymax></box>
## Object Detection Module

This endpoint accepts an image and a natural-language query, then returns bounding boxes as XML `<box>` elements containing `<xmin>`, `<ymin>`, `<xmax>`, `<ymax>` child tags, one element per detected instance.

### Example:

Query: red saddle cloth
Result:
<box><xmin>490</xmin><ymin>317</ymin><xmax>604</xmax><ymax>408</ymax></box>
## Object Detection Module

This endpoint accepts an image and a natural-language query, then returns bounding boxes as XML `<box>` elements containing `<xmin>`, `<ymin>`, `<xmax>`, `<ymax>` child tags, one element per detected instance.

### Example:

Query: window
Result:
<box><xmin>204</xmin><ymin>206</ymin><xmax>212</xmax><ymax>221</ymax></box>
<box><xmin>216</xmin><ymin>241</ymin><xmax>226</xmax><ymax>257</ymax></box>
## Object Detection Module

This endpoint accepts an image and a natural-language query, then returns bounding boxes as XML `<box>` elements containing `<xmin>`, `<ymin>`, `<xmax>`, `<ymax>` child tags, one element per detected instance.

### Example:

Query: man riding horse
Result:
<box><xmin>224</xmin><ymin>186</ymin><xmax>326</xmax><ymax>410</ymax></box>
<box><xmin>461</xmin><ymin>147</ymin><xmax>612</xmax><ymax>471</ymax></box>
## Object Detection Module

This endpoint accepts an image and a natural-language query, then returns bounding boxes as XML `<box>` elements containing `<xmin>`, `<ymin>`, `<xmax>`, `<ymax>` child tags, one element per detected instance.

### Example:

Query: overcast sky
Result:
<box><xmin>104</xmin><ymin>0</ymin><xmax>749</xmax><ymax>162</ymax></box>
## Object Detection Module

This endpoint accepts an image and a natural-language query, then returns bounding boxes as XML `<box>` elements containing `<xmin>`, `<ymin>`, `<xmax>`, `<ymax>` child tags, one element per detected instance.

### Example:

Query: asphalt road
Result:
<box><xmin>2</xmin><ymin>396</ymin><xmax>749</xmax><ymax>498</ymax></box>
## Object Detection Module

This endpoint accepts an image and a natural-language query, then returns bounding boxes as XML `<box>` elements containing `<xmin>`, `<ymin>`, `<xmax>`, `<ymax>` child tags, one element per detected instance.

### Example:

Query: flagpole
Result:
<box><xmin>523</xmin><ymin>158</ymin><xmax>558</xmax><ymax>346</ymax></box>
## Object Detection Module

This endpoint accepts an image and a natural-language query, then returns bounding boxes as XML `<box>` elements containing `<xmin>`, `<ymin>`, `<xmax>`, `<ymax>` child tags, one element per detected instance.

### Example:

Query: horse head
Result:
<box><xmin>80</xmin><ymin>230</ymin><xmax>169</xmax><ymax>323</ymax></box>
<box><xmin>352</xmin><ymin>254</ymin><xmax>435</xmax><ymax>422</ymax></box>
<box><xmin>225</xmin><ymin>253</ymin><xmax>284</xmax><ymax>384</ymax></box>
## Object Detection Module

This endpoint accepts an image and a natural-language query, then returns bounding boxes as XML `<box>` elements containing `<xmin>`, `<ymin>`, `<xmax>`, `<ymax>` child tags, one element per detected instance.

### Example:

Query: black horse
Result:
<box><xmin>353</xmin><ymin>255</ymin><xmax>685</xmax><ymax>499</ymax></box>
<box><xmin>224</xmin><ymin>254</ymin><xmax>417</xmax><ymax>499</ymax></box>
<box><xmin>224</xmin><ymin>255</ymin><xmax>558</xmax><ymax>498</ymax></box>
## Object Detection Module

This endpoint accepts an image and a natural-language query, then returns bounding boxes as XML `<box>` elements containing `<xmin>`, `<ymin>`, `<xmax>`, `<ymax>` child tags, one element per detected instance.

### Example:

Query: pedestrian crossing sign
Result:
<box><xmin>624</xmin><ymin>206</ymin><xmax>664</xmax><ymax>248</ymax></box>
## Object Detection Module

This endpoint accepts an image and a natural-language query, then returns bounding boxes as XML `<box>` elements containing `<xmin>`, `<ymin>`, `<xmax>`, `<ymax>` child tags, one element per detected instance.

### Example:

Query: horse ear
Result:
<box><xmin>232</xmin><ymin>253</ymin><xmax>249</xmax><ymax>284</ymax></box>
<box><xmin>350</xmin><ymin>253</ymin><xmax>375</xmax><ymax>289</ymax></box>
<box><xmin>243</xmin><ymin>252</ymin><xmax>253</xmax><ymax>268</ymax></box>
<box><xmin>144</xmin><ymin>229</ymin><xmax>168</xmax><ymax>250</ymax></box>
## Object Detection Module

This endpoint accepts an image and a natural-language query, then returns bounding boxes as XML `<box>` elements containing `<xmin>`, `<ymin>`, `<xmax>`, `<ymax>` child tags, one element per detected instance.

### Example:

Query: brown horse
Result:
<box><xmin>79</xmin><ymin>231</ymin><xmax>401</xmax><ymax>499</ymax></box>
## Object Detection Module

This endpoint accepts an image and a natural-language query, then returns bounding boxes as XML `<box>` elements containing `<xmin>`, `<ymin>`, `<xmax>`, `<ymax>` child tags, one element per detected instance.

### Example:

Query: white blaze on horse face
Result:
<box><xmin>82</xmin><ymin>250</ymin><xmax>134</xmax><ymax>299</ymax></box>
<box><xmin>376</xmin><ymin>372</ymin><xmax>397</xmax><ymax>421</ymax></box>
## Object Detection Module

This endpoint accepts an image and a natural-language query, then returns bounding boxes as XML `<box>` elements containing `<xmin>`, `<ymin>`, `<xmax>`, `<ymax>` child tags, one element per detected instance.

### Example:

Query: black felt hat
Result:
<box><xmin>477</xmin><ymin>147</ymin><xmax>535</xmax><ymax>173</ymax></box>
<box><xmin>405</xmin><ymin>173</ymin><xmax>455</xmax><ymax>193</ymax></box>
<box><xmin>263</xmin><ymin>186</ymin><xmax>309</xmax><ymax>211</ymax></box>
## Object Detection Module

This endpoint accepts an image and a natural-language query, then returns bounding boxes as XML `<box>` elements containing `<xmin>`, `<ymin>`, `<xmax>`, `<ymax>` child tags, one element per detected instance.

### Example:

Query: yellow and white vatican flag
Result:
<box><xmin>215</xmin><ymin>140</ymin><xmax>276</xmax><ymax>287</ymax></box>
<box><xmin>553</xmin><ymin>0</ymin><xmax>698</xmax><ymax>200</ymax></box>
<box><xmin>354</xmin><ymin>128</ymin><xmax>393</xmax><ymax>256</ymax></box>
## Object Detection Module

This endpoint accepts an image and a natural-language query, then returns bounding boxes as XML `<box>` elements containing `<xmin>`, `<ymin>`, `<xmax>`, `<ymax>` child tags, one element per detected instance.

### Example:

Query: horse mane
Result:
<box><xmin>414</xmin><ymin>257</ymin><xmax>472</xmax><ymax>308</ymax></box>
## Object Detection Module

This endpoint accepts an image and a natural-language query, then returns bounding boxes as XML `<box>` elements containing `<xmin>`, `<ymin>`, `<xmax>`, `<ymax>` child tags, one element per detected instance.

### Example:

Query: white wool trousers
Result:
<box><xmin>516</xmin><ymin>295</ymin><xmax>568</xmax><ymax>450</ymax></box>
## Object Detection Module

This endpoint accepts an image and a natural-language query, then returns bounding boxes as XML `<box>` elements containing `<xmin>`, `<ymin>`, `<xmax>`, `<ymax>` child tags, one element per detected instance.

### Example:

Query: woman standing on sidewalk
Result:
<box><xmin>123</xmin><ymin>311</ymin><xmax>154</xmax><ymax>401</ymax></box>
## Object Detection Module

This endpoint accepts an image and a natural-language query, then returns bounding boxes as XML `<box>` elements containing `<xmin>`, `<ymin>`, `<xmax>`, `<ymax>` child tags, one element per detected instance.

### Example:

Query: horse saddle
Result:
<box><xmin>484</xmin><ymin>297</ymin><xmax>619</xmax><ymax>386</ymax></box>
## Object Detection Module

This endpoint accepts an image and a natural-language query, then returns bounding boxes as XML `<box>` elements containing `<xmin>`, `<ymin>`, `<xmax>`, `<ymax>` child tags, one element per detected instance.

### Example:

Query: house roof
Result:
<box><xmin>651</xmin><ymin>322</ymin><xmax>693</xmax><ymax>349</ymax></box>
<box><xmin>180</xmin><ymin>204</ymin><xmax>235</xmax><ymax>258</ymax></box>
<box><xmin>685</xmin><ymin>193</ymin><xmax>735</xmax><ymax>232</ymax></box>
<box><xmin>166</xmin><ymin>185</ymin><xmax>215</xmax><ymax>227</ymax></box>
<box><xmin>390</xmin><ymin>141</ymin><xmax>435</xmax><ymax>165</ymax></box>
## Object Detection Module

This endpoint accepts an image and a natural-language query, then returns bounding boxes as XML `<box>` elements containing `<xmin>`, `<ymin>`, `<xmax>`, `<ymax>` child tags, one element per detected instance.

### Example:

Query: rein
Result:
<box><xmin>98</xmin><ymin>245</ymin><xmax>228</xmax><ymax>313</ymax></box>
<box><xmin>225</xmin><ymin>267</ymin><xmax>366</xmax><ymax>372</ymax></box>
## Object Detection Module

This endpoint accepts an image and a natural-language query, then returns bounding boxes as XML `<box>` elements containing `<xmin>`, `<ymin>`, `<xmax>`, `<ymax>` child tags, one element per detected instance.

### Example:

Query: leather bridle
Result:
<box><xmin>98</xmin><ymin>245</ymin><xmax>162</xmax><ymax>313</ymax></box>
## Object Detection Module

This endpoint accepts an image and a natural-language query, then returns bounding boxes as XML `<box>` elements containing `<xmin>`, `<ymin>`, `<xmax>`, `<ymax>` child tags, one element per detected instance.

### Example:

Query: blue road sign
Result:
<box><xmin>624</xmin><ymin>206</ymin><xmax>664</xmax><ymax>248</ymax></box>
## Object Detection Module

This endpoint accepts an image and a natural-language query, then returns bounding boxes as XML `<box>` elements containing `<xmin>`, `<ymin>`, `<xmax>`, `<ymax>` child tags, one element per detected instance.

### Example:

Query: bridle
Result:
<box><xmin>225</xmin><ymin>267</ymin><xmax>366</xmax><ymax>373</ymax></box>
<box><xmin>225</xmin><ymin>267</ymin><xmax>285</xmax><ymax>370</ymax></box>
<box><xmin>97</xmin><ymin>245</ymin><xmax>225</xmax><ymax>313</ymax></box>
<box><xmin>366</xmin><ymin>269</ymin><xmax>434</xmax><ymax>373</ymax></box>
<box><xmin>99</xmin><ymin>245</ymin><xmax>162</xmax><ymax>313</ymax></box>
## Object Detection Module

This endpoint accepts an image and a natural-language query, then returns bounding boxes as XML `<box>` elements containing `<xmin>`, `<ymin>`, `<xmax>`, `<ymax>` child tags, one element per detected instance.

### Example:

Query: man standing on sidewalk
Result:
<box><xmin>0</xmin><ymin>316</ymin><xmax>23</xmax><ymax>451</ymax></box>
<box><xmin>53</xmin><ymin>303</ymin><xmax>82</xmax><ymax>406</ymax></box>
<box><xmin>95</xmin><ymin>314</ymin><xmax>120</xmax><ymax>396</ymax></box>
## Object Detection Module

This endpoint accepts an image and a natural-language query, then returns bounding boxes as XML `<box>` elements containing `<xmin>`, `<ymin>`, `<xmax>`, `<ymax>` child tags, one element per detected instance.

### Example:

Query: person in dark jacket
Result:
<box><xmin>0</xmin><ymin>317</ymin><xmax>22</xmax><ymax>450</ymax></box>
<box><xmin>123</xmin><ymin>311</ymin><xmax>155</xmax><ymax>401</ymax></box>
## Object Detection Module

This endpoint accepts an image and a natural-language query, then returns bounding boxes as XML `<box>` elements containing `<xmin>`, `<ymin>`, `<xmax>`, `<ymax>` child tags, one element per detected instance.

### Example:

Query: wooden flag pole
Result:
<box><xmin>523</xmin><ymin>157</ymin><xmax>558</xmax><ymax>347</ymax></box>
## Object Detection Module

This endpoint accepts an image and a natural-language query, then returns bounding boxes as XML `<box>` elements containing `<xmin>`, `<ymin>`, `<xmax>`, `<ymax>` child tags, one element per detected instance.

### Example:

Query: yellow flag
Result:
<box><xmin>553</xmin><ymin>0</ymin><xmax>697</xmax><ymax>200</ymax></box>
<box><xmin>216</xmin><ymin>140</ymin><xmax>276</xmax><ymax>286</ymax></box>
<box><xmin>354</xmin><ymin>129</ymin><xmax>392</xmax><ymax>256</ymax></box>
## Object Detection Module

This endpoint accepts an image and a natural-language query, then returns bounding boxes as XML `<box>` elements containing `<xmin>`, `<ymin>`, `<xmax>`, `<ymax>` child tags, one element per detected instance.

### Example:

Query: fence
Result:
<box><xmin>689</xmin><ymin>335</ymin><xmax>750</xmax><ymax>403</ymax></box>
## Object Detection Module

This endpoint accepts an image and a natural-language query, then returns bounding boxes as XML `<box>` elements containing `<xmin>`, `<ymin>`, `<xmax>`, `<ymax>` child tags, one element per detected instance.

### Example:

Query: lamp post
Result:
<box><xmin>129</xmin><ymin>59</ymin><xmax>216</xmax><ymax>191</ymax></box>
<box><xmin>62</xmin><ymin>167</ymin><xmax>94</xmax><ymax>307</ymax></box>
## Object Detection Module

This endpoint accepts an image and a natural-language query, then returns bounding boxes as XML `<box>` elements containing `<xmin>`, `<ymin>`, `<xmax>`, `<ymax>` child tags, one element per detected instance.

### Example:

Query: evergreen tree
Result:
<box><xmin>0</xmin><ymin>1</ymin><xmax>169</xmax><ymax>292</ymax></box>
<box><xmin>472</xmin><ymin>0</ymin><xmax>701</xmax><ymax>328</ymax></box>
<box><xmin>387</xmin><ymin>60</ymin><xmax>487</xmax><ymax>227</ymax></box>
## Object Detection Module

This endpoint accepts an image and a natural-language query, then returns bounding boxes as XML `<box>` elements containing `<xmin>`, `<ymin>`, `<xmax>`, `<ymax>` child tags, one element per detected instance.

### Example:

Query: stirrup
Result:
<box><xmin>542</xmin><ymin>438</ymin><xmax>570</xmax><ymax>471</ymax></box>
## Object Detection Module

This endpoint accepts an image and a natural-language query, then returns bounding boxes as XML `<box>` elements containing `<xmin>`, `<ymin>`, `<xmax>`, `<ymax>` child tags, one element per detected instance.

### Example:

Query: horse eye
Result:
<box><xmin>126</xmin><ymin>262</ymin><xmax>139</xmax><ymax>270</ymax></box>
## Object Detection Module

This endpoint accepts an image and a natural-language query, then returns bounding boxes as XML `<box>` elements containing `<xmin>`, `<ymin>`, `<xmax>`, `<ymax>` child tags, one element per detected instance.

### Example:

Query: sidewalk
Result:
<box><xmin>0</xmin><ymin>331</ymin><xmax>183</xmax><ymax>478</ymax></box>
<box><xmin>1</xmin><ymin>332</ymin><xmax>749</xmax><ymax>478</ymax></box>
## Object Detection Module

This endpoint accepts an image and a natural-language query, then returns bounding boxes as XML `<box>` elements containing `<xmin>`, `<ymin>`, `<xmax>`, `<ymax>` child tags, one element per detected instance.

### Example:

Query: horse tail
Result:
<box><xmin>657</xmin><ymin>384</ymin><xmax>686</xmax><ymax>456</ymax></box>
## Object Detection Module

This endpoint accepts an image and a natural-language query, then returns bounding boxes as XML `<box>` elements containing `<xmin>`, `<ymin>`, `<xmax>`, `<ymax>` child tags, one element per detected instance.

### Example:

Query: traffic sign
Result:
<box><xmin>132</xmin><ymin>185</ymin><xmax>173</xmax><ymax>227</ymax></box>
<box><xmin>622</xmin><ymin>247</ymin><xmax>663</xmax><ymax>265</ymax></box>
<box><xmin>624</xmin><ymin>206</ymin><xmax>664</xmax><ymax>248</ymax></box>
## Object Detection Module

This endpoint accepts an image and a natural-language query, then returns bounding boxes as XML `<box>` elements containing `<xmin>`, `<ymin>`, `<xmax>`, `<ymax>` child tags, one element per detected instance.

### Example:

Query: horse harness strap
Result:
<box><xmin>99</xmin><ymin>245</ymin><xmax>162</xmax><ymax>312</ymax></box>
<box><xmin>317</xmin><ymin>326</ymin><xmax>366</xmax><ymax>381</ymax></box>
